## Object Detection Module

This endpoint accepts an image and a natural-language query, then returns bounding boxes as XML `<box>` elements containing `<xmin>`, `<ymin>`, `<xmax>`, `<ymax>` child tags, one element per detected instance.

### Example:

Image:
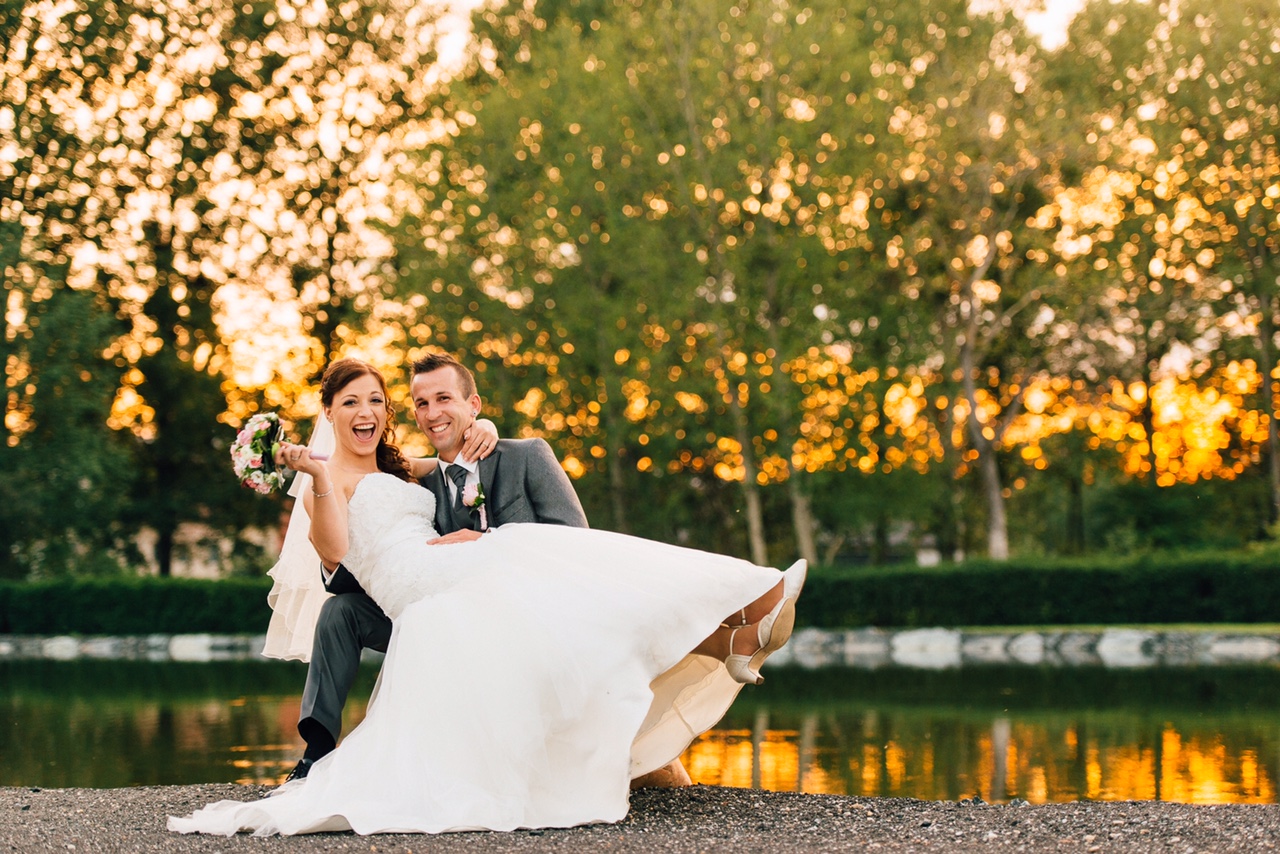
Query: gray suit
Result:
<box><xmin>298</xmin><ymin>438</ymin><xmax>588</xmax><ymax>745</ymax></box>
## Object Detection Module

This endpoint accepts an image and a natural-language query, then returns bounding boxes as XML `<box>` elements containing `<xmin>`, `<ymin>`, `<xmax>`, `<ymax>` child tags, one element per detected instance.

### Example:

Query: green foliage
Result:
<box><xmin>0</xmin><ymin>577</ymin><xmax>273</xmax><ymax>634</ymax></box>
<box><xmin>752</xmin><ymin>663</ymin><xmax>1280</xmax><ymax>714</ymax></box>
<box><xmin>5</xmin><ymin>0</ymin><xmax>1280</xmax><ymax>582</ymax></box>
<box><xmin>410</xmin><ymin>0</ymin><xmax>932</xmax><ymax>560</ymax></box>
<box><xmin>0</xmin><ymin>287</ymin><xmax>134</xmax><ymax>578</ymax></box>
<box><xmin>798</xmin><ymin>551</ymin><xmax>1280</xmax><ymax>628</ymax></box>
<box><xmin>0</xmin><ymin>658</ymin><xmax>310</xmax><ymax>701</ymax></box>
<box><xmin>1006</xmin><ymin>452</ymin><xmax>1273</xmax><ymax>557</ymax></box>
<box><xmin>124</xmin><ymin>284</ymin><xmax>276</xmax><ymax>576</ymax></box>
<box><xmin>3</xmin><ymin>0</ymin><xmax>461</xmax><ymax>579</ymax></box>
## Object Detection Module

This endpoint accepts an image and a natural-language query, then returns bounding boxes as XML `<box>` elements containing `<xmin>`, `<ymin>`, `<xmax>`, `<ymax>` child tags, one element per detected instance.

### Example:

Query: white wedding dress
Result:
<box><xmin>169</xmin><ymin>472</ymin><xmax>785</xmax><ymax>836</ymax></box>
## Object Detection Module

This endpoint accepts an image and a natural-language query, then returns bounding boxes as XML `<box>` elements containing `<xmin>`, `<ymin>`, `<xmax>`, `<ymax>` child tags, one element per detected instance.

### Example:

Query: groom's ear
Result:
<box><xmin>467</xmin><ymin>393</ymin><xmax>482</xmax><ymax>418</ymax></box>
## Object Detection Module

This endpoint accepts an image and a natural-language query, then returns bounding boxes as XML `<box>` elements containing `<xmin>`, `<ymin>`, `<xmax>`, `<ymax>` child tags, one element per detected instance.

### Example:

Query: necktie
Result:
<box><xmin>448</xmin><ymin>464</ymin><xmax>477</xmax><ymax>531</ymax></box>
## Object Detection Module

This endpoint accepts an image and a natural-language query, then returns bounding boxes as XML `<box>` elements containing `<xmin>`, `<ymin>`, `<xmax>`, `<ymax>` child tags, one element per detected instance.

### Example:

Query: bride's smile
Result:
<box><xmin>329</xmin><ymin>375</ymin><xmax>388</xmax><ymax>457</ymax></box>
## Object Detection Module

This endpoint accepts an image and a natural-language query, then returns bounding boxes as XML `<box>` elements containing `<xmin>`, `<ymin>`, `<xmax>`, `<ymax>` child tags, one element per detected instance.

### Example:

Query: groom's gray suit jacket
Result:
<box><xmin>302</xmin><ymin>437</ymin><xmax>588</xmax><ymax>740</ymax></box>
<box><xmin>425</xmin><ymin>437</ymin><xmax>589</xmax><ymax>534</ymax></box>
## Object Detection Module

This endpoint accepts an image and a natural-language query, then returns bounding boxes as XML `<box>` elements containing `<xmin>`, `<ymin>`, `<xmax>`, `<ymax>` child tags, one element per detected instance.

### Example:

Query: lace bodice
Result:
<box><xmin>343</xmin><ymin>472</ymin><xmax>450</xmax><ymax>619</ymax></box>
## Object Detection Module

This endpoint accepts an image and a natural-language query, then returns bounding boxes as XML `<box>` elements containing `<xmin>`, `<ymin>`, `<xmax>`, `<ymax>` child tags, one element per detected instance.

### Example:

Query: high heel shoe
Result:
<box><xmin>725</xmin><ymin>559</ymin><xmax>808</xmax><ymax>685</ymax></box>
<box><xmin>782</xmin><ymin>558</ymin><xmax>808</xmax><ymax>601</ymax></box>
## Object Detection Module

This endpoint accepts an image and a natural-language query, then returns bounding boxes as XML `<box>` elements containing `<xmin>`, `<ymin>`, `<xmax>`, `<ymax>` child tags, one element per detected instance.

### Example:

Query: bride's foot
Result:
<box><xmin>725</xmin><ymin>560</ymin><xmax>807</xmax><ymax>685</ymax></box>
<box><xmin>631</xmin><ymin>759</ymin><xmax>693</xmax><ymax>790</ymax></box>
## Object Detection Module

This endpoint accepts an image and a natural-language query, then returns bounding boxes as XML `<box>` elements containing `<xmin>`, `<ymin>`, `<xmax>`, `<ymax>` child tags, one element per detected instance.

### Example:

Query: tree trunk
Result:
<box><xmin>605</xmin><ymin>429</ymin><xmax>631</xmax><ymax>535</ymax></box>
<box><xmin>979</xmin><ymin>449</ymin><xmax>1009</xmax><ymax>560</ymax></box>
<box><xmin>1066</xmin><ymin>471</ymin><xmax>1085</xmax><ymax>555</ymax></box>
<box><xmin>729</xmin><ymin>400</ymin><xmax>769</xmax><ymax>566</ymax></box>
<box><xmin>959</xmin><ymin>282</ymin><xmax>1009</xmax><ymax>560</ymax></box>
<box><xmin>873</xmin><ymin>509</ymin><xmax>891</xmax><ymax>565</ymax></box>
<box><xmin>821</xmin><ymin>533</ymin><xmax>846</xmax><ymax>567</ymax></box>
<box><xmin>1258</xmin><ymin>296</ymin><xmax>1280</xmax><ymax>525</ymax></box>
<box><xmin>762</xmin><ymin>307</ymin><xmax>817</xmax><ymax>568</ymax></box>
<box><xmin>595</xmin><ymin>344</ymin><xmax>632</xmax><ymax>535</ymax></box>
<box><xmin>951</xmin><ymin>481</ymin><xmax>968</xmax><ymax>561</ymax></box>
<box><xmin>155</xmin><ymin>526</ymin><xmax>174</xmax><ymax>577</ymax></box>
<box><xmin>1140</xmin><ymin>356</ymin><xmax>1158</xmax><ymax>486</ymax></box>
<box><xmin>788</xmin><ymin>477</ymin><xmax>818</xmax><ymax>567</ymax></box>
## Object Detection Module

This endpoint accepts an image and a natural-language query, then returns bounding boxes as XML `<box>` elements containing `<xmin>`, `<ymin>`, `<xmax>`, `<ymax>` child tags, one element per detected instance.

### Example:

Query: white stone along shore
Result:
<box><xmin>5</xmin><ymin>626</ymin><xmax>1280</xmax><ymax>668</ymax></box>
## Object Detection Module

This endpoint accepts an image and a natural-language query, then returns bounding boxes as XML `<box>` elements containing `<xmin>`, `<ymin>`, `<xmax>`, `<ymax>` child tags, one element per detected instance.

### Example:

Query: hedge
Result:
<box><xmin>0</xmin><ymin>577</ymin><xmax>273</xmax><ymax>635</ymax></box>
<box><xmin>796</xmin><ymin>551</ymin><xmax>1280</xmax><ymax>628</ymax></box>
<box><xmin>2</xmin><ymin>551</ymin><xmax>1280</xmax><ymax>635</ymax></box>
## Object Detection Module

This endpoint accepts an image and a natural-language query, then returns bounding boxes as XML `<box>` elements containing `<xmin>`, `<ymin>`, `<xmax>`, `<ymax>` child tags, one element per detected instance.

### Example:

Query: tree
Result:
<box><xmin>411</xmin><ymin>0</ymin><xmax>899</xmax><ymax>563</ymax></box>
<box><xmin>3</xmin><ymin>0</ymin><xmax>458</xmax><ymax>574</ymax></box>
<box><xmin>2</xmin><ymin>0</ymin><xmax>137</xmax><ymax>575</ymax></box>
<box><xmin>827</xmin><ymin>0</ymin><xmax>1085</xmax><ymax>558</ymax></box>
<box><xmin>0</xmin><ymin>287</ymin><xmax>135</xmax><ymax>577</ymax></box>
<box><xmin>1045</xmin><ymin>0</ymin><xmax>1276</xmax><ymax>530</ymax></box>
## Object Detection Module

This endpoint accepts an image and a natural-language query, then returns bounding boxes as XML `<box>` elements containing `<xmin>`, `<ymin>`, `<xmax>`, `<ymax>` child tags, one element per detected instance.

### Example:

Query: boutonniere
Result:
<box><xmin>462</xmin><ymin>481</ymin><xmax>488</xmax><ymax>531</ymax></box>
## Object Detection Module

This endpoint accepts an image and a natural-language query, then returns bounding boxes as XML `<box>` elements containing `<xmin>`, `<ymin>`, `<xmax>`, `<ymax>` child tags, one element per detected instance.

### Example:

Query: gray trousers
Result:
<box><xmin>298</xmin><ymin>591</ymin><xmax>392</xmax><ymax>742</ymax></box>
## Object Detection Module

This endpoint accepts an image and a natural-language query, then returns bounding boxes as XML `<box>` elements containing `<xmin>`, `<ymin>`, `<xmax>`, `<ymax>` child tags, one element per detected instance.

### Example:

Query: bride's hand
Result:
<box><xmin>460</xmin><ymin>418</ymin><xmax>499</xmax><ymax>463</ymax></box>
<box><xmin>275</xmin><ymin>441</ymin><xmax>326</xmax><ymax>477</ymax></box>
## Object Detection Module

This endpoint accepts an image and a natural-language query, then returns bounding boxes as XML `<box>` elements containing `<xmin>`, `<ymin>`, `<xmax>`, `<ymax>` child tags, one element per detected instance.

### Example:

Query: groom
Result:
<box><xmin>412</xmin><ymin>351</ymin><xmax>590</xmax><ymax>544</ymax></box>
<box><xmin>290</xmin><ymin>352</ymin><xmax>690</xmax><ymax>789</ymax></box>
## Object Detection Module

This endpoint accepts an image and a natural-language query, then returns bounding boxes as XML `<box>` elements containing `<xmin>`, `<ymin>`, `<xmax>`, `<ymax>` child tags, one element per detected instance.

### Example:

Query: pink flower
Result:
<box><xmin>462</xmin><ymin>483</ymin><xmax>482</xmax><ymax>507</ymax></box>
<box><xmin>461</xmin><ymin>481</ymin><xmax>488</xmax><ymax>530</ymax></box>
<box><xmin>230</xmin><ymin>412</ymin><xmax>286</xmax><ymax>495</ymax></box>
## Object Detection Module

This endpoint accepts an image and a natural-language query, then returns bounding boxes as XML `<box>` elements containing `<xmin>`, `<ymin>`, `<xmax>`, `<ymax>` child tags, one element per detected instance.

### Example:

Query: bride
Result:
<box><xmin>169</xmin><ymin>358</ymin><xmax>806</xmax><ymax>836</ymax></box>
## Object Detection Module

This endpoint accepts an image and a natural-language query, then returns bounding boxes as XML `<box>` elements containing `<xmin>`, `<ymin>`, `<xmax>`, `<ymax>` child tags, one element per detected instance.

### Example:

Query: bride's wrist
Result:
<box><xmin>310</xmin><ymin>473</ymin><xmax>334</xmax><ymax>497</ymax></box>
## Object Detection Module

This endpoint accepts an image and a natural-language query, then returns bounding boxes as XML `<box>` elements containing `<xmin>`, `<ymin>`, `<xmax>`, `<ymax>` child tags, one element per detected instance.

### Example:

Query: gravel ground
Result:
<box><xmin>3</xmin><ymin>785</ymin><xmax>1280</xmax><ymax>853</ymax></box>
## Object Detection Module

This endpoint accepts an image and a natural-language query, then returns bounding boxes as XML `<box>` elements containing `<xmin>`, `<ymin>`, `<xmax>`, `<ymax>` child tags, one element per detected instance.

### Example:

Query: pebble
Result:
<box><xmin>3</xmin><ymin>784</ymin><xmax>1279</xmax><ymax>852</ymax></box>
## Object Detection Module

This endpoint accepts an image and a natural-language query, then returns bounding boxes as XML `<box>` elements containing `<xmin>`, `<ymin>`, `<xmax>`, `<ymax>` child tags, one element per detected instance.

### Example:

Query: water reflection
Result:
<box><xmin>0</xmin><ymin>660</ymin><xmax>374</xmax><ymax>788</ymax></box>
<box><xmin>3</xmin><ymin>660</ymin><xmax>1279</xmax><ymax>803</ymax></box>
<box><xmin>684</xmin><ymin>712</ymin><xmax>1278</xmax><ymax>803</ymax></box>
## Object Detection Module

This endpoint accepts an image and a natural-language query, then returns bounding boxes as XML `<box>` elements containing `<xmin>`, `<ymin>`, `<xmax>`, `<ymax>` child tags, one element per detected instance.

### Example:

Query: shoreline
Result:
<box><xmin>3</xmin><ymin>784</ymin><xmax>1278</xmax><ymax>852</ymax></box>
<box><xmin>8</xmin><ymin>625</ymin><xmax>1280</xmax><ymax>668</ymax></box>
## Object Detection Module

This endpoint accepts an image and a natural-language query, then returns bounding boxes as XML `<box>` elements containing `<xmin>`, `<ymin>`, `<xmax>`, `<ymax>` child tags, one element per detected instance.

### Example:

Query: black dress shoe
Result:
<box><xmin>284</xmin><ymin>758</ymin><xmax>313</xmax><ymax>782</ymax></box>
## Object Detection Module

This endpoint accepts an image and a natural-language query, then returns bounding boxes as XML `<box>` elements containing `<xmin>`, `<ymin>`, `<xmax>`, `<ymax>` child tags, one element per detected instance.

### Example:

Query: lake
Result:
<box><xmin>2</xmin><ymin>660</ymin><xmax>1277</xmax><ymax>803</ymax></box>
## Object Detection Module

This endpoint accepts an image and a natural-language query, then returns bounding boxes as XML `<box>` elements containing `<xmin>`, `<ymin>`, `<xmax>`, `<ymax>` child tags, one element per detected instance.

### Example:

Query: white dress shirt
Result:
<box><xmin>441</xmin><ymin>457</ymin><xmax>480</xmax><ymax>505</ymax></box>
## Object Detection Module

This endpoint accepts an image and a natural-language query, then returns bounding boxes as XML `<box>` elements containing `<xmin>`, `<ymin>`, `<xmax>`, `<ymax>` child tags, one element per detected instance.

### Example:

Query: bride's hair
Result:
<box><xmin>320</xmin><ymin>359</ymin><xmax>414</xmax><ymax>482</ymax></box>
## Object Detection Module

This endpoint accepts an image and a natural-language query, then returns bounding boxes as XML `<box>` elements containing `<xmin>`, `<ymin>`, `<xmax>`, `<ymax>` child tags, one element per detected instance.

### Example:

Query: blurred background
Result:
<box><xmin>3</xmin><ymin>0</ymin><xmax>1278</xmax><ymax>582</ymax></box>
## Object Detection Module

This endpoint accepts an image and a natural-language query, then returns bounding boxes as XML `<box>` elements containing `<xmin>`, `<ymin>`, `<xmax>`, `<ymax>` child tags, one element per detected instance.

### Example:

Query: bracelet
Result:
<box><xmin>312</xmin><ymin>486</ymin><xmax>334</xmax><ymax>498</ymax></box>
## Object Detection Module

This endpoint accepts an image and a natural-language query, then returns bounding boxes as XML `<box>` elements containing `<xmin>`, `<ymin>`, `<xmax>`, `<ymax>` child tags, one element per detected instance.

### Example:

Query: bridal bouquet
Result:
<box><xmin>231</xmin><ymin>412</ymin><xmax>287</xmax><ymax>495</ymax></box>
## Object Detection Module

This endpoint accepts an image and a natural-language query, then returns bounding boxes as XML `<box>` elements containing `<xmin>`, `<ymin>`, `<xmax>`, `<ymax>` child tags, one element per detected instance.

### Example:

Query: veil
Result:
<box><xmin>261</xmin><ymin>417</ymin><xmax>335</xmax><ymax>661</ymax></box>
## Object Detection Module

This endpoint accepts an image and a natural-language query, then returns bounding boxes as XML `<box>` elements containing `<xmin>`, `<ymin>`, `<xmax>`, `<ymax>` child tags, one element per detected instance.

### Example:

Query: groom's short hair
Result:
<box><xmin>411</xmin><ymin>352</ymin><xmax>477</xmax><ymax>399</ymax></box>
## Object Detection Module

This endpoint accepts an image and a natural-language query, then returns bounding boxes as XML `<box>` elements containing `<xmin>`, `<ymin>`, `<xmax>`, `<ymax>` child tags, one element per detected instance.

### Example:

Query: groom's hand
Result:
<box><xmin>427</xmin><ymin>530</ymin><xmax>484</xmax><ymax>545</ymax></box>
